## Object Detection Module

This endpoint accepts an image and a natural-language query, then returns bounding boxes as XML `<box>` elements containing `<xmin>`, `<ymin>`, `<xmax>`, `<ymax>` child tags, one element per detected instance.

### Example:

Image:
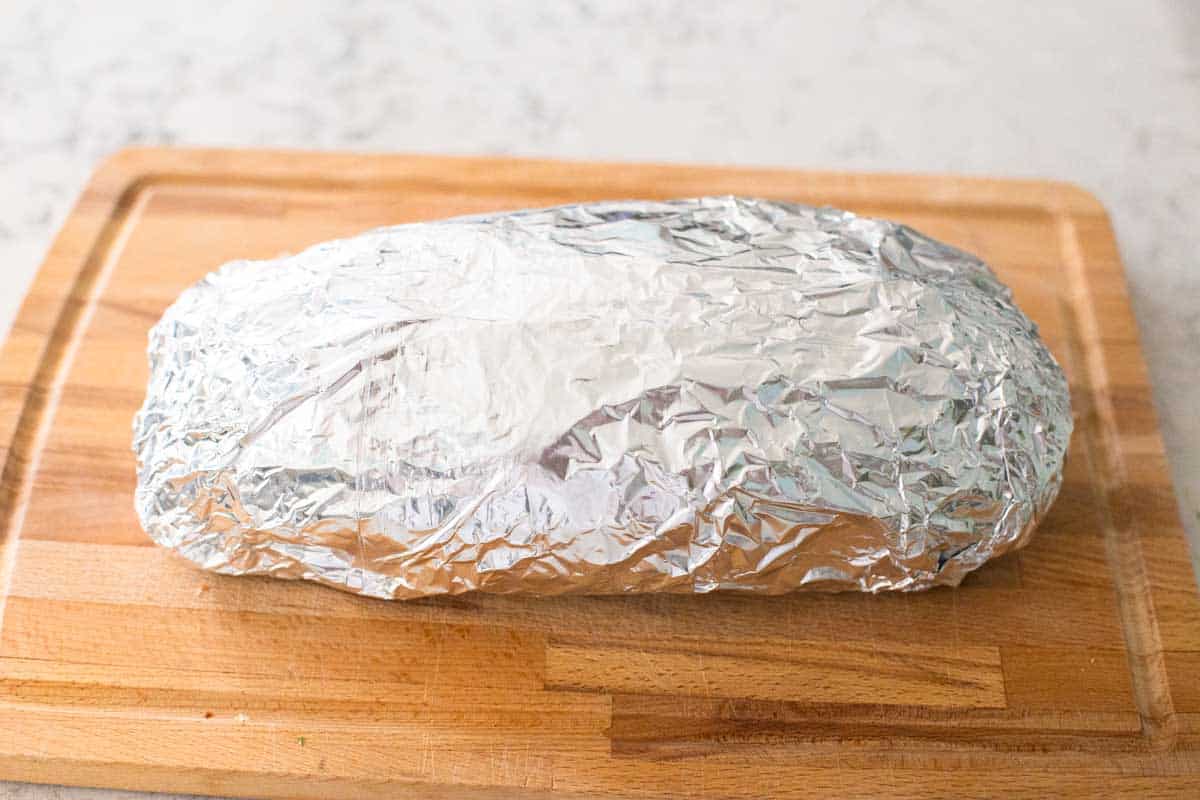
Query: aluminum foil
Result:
<box><xmin>132</xmin><ymin>197</ymin><xmax>1072</xmax><ymax>598</ymax></box>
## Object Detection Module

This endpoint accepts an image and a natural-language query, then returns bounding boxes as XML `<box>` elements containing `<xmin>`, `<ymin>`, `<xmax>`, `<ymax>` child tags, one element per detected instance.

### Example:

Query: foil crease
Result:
<box><xmin>132</xmin><ymin>197</ymin><xmax>1072</xmax><ymax>598</ymax></box>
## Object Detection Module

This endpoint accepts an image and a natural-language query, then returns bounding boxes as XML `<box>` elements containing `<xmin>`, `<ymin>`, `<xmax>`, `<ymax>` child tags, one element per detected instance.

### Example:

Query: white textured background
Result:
<box><xmin>1</xmin><ymin>1</ymin><xmax>1198</xmax><ymax>797</ymax></box>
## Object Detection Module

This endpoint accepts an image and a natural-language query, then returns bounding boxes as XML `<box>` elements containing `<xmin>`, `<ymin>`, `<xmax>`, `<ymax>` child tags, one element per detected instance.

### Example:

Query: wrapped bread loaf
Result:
<box><xmin>133</xmin><ymin>197</ymin><xmax>1072</xmax><ymax>598</ymax></box>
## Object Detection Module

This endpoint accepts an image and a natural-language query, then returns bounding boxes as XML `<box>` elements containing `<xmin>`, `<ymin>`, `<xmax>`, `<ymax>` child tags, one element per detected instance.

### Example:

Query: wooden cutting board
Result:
<box><xmin>0</xmin><ymin>148</ymin><xmax>1197</xmax><ymax>799</ymax></box>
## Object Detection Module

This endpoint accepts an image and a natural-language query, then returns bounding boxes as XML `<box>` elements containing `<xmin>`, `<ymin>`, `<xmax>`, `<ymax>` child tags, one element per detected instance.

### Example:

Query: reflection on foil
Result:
<box><xmin>133</xmin><ymin>198</ymin><xmax>1072</xmax><ymax>598</ymax></box>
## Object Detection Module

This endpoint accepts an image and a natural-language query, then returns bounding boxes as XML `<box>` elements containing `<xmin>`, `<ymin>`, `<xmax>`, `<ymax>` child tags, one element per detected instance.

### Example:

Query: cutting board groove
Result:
<box><xmin>1054</xmin><ymin>213</ymin><xmax>1178</xmax><ymax>749</ymax></box>
<box><xmin>0</xmin><ymin>148</ymin><xmax>1197</xmax><ymax>799</ymax></box>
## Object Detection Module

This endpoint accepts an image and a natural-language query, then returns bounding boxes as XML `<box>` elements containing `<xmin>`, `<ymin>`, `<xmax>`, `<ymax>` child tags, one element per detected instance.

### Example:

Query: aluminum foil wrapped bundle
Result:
<box><xmin>133</xmin><ymin>197</ymin><xmax>1072</xmax><ymax>598</ymax></box>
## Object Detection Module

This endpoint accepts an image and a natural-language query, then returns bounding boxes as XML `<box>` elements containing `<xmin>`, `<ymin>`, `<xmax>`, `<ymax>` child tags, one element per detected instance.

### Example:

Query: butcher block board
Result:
<box><xmin>0</xmin><ymin>148</ymin><xmax>1197</xmax><ymax>799</ymax></box>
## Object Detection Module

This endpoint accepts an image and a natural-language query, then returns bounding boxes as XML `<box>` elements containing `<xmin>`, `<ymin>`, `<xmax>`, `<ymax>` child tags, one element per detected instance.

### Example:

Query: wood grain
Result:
<box><xmin>0</xmin><ymin>147</ymin><xmax>1196</xmax><ymax>798</ymax></box>
<box><xmin>545</xmin><ymin>639</ymin><xmax>1006</xmax><ymax>708</ymax></box>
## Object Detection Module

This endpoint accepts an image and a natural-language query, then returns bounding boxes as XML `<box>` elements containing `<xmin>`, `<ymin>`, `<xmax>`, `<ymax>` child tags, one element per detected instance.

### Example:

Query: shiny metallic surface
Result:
<box><xmin>132</xmin><ymin>198</ymin><xmax>1072</xmax><ymax>597</ymax></box>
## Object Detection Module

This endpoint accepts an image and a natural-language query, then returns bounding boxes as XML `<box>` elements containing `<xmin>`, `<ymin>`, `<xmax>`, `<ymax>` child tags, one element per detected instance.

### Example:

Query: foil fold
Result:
<box><xmin>133</xmin><ymin>197</ymin><xmax>1072</xmax><ymax>598</ymax></box>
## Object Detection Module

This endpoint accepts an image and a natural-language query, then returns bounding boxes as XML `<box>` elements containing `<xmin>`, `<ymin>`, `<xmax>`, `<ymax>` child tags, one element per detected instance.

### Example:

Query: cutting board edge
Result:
<box><xmin>0</xmin><ymin>150</ymin><xmax>155</xmax><ymax>632</ymax></box>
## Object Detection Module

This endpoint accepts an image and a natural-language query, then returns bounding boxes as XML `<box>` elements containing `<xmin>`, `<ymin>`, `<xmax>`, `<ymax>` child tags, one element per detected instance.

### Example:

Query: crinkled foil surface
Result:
<box><xmin>133</xmin><ymin>197</ymin><xmax>1072</xmax><ymax>598</ymax></box>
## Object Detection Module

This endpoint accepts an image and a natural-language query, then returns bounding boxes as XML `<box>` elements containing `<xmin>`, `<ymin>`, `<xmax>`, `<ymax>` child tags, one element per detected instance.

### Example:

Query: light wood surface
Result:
<box><xmin>0</xmin><ymin>148</ymin><xmax>1196</xmax><ymax>799</ymax></box>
